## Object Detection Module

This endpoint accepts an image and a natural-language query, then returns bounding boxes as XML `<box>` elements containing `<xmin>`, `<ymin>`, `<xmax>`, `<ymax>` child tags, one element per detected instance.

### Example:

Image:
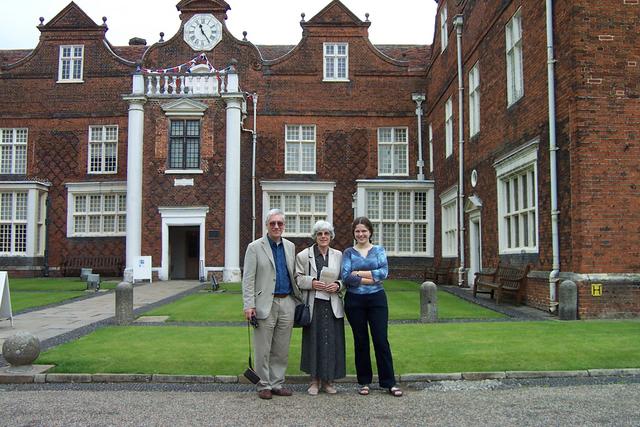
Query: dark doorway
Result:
<box><xmin>169</xmin><ymin>226</ymin><xmax>199</xmax><ymax>279</ymax></box>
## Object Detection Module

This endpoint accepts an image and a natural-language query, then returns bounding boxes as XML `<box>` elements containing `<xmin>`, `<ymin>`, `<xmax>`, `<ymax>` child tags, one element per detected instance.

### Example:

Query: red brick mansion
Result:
<box><xmin>0</xmin><ymin>0</ymin><xmax>638</xmax><ymax>318</ymax></box>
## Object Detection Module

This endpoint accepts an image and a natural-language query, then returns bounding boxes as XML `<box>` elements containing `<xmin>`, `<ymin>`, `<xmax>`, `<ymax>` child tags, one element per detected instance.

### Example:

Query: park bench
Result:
<box><xmin>424</xmin><ymin>258</ymin><xmax>455</xmax><ymax>286</ymax></box>
<box><xmin>473</xmin><ymin>262</ymin><xmax>530</xmax><ymax>305</ymax></box>
<box><xmin>61</xmin><ymin>256</ymin><xmax>124</xmax><ymax>277</ymax></box>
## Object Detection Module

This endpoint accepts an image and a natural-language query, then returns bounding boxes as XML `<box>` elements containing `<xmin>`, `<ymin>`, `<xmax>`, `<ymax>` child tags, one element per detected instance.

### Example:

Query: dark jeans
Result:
<box><xmin>344</xmin><ymin>290</ymin><xmax>396</xmax><ymax>388</ymax></box>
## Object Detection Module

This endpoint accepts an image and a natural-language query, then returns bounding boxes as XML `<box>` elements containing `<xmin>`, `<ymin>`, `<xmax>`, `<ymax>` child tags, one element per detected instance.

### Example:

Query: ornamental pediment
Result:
<box><xmin>42</xmin><ymin>2</ymin><xmax>102</xmax><ymax>30</ymax></box>
<box><xmin>304</xmin><ymin>0</ymin><xmax>370</xmax><ymax>28</ymax></box>
<box><xmin>161</xmin><ymin>98</ymin><xmax>208</xmax><ymax>116</ymax></box>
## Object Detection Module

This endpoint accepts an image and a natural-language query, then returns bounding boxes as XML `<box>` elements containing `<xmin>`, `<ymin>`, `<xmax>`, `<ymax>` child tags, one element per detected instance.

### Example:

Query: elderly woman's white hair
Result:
<box><xmin>311</xmin><ymin>220</ymin><xmax>335</xmax><ymax>240</ymax></box>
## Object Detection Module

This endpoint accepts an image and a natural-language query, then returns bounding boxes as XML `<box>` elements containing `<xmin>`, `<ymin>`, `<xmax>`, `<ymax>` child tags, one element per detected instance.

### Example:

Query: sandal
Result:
<box><xmin>358</xmin><ymin>385</ymin><xmax>370</xmax><ymax>396</ymax></box>
<box><xmin>388</xmin><ymin>386</ymin><xmax>403</xmax><ymax>397</ymax></box>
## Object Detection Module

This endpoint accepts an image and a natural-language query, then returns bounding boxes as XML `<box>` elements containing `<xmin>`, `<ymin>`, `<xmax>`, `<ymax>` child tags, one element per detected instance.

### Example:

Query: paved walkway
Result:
<box><xmin>0</xmin><ymin>280</ymin><xmax>203</xmax><ymax>353</ymax></box>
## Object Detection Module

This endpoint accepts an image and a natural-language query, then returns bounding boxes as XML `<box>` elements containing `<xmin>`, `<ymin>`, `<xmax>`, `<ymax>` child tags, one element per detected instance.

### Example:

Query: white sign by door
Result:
<box><xmin>0</xmin><ymin>271</ymin><xmax>13</xmax><ymax>326</ymax></box>
<box><xmin>133</xmin><ymin>256</ymin><xmax>153</xmax><ymax>283</ymax></box>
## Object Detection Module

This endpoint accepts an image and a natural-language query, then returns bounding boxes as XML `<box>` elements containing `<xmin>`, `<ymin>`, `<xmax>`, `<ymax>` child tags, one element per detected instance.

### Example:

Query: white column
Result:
<box><xmin>222</xmin><ymin>66</ymin><xmax>242</xmax><ymax>282</ymax></box>
<box><xmin>123</xmin><ymin>75</ymin><xmax>146</xmax><ymax>281</ymax></box>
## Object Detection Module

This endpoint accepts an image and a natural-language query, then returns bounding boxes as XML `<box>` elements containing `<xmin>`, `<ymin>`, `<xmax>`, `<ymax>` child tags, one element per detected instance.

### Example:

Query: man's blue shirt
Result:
<box><xmin>268</xmin><ymin>236</ymin><xmax>292</xmax><ymax>295</ymax></box>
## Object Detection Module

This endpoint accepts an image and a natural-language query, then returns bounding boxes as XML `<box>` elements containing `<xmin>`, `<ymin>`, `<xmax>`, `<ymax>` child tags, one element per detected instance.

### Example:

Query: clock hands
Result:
<box><xmin>198</xmin><ymin>24</ymin><xmax>211</xmax><ymax>43</ymax></box>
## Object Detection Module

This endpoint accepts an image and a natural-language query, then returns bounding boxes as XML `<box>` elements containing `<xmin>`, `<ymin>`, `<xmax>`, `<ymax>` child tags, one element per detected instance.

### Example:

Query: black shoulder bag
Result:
<box><xmin>293</xmin><ymin>254</ymin><xmax>313</xmax><ymax>328</ymax></box>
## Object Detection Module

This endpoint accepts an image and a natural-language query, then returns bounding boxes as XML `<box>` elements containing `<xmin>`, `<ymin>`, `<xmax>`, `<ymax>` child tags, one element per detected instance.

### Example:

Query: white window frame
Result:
<box><xmin>440</xmin><ymin>186</ymin><xmax>458</xmax><ymax>257</ymax></box>
<box><xmin>440</xmin><ymin>5</ymin><xmax>448</xmax><ymax>52</ymax></box>
<box><xmin>0</xmin><ymin>192</ymin><xmax>27</xmax><ymax>255</ymax></box>
<box><xmin>494</xmin><ymin>140</ymin><xmax>539</xmax><ymax>254</ymax></box>
<box><xmin>377</xmin><ymin>127</ymin><xmax>409</xmax><ymax>176</ymax></box>
<box><xmin>57</xmin><ymin>45</ymin><xmax>84</xmax><ymax>83</ymax></box>
<box><xmin>261</xmin><ymin>181</ymin><xmax>335</xmax><ymax>237</ymax></box>
<box><xmin>285</xmin><ymin>124</ymin><xmax>316</xmax><ymax>174</ymax></box>
<box><xmin>428</xmin><ymin>123</ymin><xmax>434</xmax><ymax>173</ymax></box>
<box><xmin>323</xmin><ymin>42</ymin><xmax>349</xmax><ymax>81</ymax></box>
<box><xmin>66</xmin><ymin>182</ymin><xmax>127</xmax><ymax>237</ymax></box>
<box><xmin>0</xmin><ymin>128</ymin><xmax>28</xmax><ymax>174</ymax></box>
<box><xmin>0</xmin><ymin>182</ymin><xmax>49</xmax><ymax>257</ymax></box>
<box><xmin>355</xmin><ymin>180</ymin><xmax>434</xmax><ymax>257</ymax></box>
<box><xmin>445</xmin><ymin>97</ymin><xmax>453</xmax><ymax>158</ymax></box>
<box><xmin>469</xmin><ymin>62</ymin><xmax>481</xmax><ymax>137</ymax></box>
<box><xmin>88</xmin><ymin>125</ymin><xmax>118</xmax><ymax>174</ymax></box>
<box><xmin>505</xmin><ymin>9</ymin><xmax>524</xmax><ymax>106</ymax></box>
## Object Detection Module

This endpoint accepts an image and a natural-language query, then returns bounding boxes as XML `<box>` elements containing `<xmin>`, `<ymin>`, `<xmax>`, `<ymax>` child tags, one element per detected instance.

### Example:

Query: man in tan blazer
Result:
<box><xmin>242</xmin><ymin>209</ymin><xmax>301</xmax><ymax>400</ymax></box>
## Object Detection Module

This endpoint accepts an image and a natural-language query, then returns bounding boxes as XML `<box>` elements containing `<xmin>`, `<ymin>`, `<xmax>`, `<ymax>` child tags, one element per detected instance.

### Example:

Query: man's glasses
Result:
<box><xmin>269</xmin><ymin>221</ymin><xmax>285</xmax><ymax>227</ymax></box>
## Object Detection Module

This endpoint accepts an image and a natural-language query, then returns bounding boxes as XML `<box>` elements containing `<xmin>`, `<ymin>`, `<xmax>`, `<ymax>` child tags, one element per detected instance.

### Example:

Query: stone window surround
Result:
<box><xmin>65</xmin><ymin>181</ymin><xmax>126</xmax><ymax>238</ymax></box>
<box><xmin>261</xmin><ymin>180</ymin><xmax>335</xmax><ymax>238</ymax></box>
<box><xmin>355</xmin><ymin>179</ymin><xmax>435</xmax><ymax>257</ymax></box>
<box><xmin>494</xmin><ymin>139</ymin><xmax>539</xmax><ymax>254</ymax></box>
<box><xmin>0</xmin><ymin>181</ymin><xmax>49</xmax><ymax>256</ymax></box>
<box><xmin>440</xmin><ymin>185</ymin><xmax>458</xmax><ymax>258</ymax></box>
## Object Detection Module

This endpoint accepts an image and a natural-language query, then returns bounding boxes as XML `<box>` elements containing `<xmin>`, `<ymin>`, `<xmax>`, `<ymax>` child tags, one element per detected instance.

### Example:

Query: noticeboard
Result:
<box><xmin>0</xmin><ymin>271</ymin><xmax>13</xmax><ymax>326</ymax></box>
<box><xmin>133</xmin><ymin>256</ymin><xmax>153</xmax><ymax>283</ymax></box>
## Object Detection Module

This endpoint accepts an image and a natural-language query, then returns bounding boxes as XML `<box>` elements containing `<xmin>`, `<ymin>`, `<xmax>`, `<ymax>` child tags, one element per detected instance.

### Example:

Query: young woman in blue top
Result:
<box><xmin>340</xmin><ymin>216</ymin><xmax>403</xmax><ymax>397</ymax></box>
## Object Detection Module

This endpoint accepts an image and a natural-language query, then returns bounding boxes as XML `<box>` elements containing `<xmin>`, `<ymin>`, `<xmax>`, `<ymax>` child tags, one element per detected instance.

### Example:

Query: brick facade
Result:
<box><xmin>0</xmin><ymin>0</ymin><xmax>638</xmax><ymax>317</ymax></box>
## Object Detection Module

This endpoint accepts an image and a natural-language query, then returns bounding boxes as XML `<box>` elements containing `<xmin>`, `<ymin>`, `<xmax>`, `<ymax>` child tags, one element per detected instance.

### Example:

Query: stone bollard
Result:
<box><xmin>559</xmin><ymin>280</ymin><xmax>578</xmax><ymax>320</ymax></box>
<box><xmin>420</xmin><ymin>281</ymin><xmax>438</xmax><ymax>323</ymax></box>
<box><xmin>115</xmin><ymin>281</ymin><xmax>134</xmax><ymax>325</ymax></box>
<box><xmin>2</xmin><ymin>332</ymin><xmax>40</xmax><ymax>366</ymax></box>
<box><xmin>86</xmin><ymin>273</ymin><xmax>100</xmax><ymax>291</ymax></box>
<box><xmin>80</xmin><ymin>268</ymin><xmax>92</xmax><ymax>281</ymax></box>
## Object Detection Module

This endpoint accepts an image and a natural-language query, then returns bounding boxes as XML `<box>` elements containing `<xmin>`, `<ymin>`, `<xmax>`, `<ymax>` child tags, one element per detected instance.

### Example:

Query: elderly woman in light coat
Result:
<box><xmin>295</xmin><ymin>220</ymin><xmax>346</xmax><ymax>395</ymax></box>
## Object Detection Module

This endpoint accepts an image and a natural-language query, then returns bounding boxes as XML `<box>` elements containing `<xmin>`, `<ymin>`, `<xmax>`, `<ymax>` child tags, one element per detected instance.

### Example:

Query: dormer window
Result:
<box><xmin>58</xmin><ymin>45</ymin><xmax>84</xmax><ymax>83</ymax></box>
<box><xmin>323</xmin><ymin>43</ymin><xmax>349</xmax><ymax>81</ymax></box>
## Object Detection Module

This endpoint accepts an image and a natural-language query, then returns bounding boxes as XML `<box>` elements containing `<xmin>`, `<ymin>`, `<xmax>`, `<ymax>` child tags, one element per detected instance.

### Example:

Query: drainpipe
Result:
<box><xmin>454</xmin><ymin>14</ymin><xmax>466</xmax><ymax>287</ymax></box>
<box><xmin>546</xmin><ymin>0</ymin><xmax>560</xmax><ymax>312</ymax></box>
<box><xmin>241</xmin><ymin>92</ymin><xmax>259</xmax><ymax>241</ymax></box>
<box><xmin>412</xmin><ymin>93</ymin><xmax>426</xmax><ymax>180</ymax></box>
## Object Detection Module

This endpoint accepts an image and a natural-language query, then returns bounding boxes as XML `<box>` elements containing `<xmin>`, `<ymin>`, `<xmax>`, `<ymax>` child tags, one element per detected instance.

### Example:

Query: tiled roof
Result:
<box><xmin>375</xmin><ymin>45</ymin><xmax>431</xmax><ymax>68</ymax></box>
<box><xmin>0</xmin><ymin>49</ymin><xmax>32</xmax><ymax>67</ymax></box>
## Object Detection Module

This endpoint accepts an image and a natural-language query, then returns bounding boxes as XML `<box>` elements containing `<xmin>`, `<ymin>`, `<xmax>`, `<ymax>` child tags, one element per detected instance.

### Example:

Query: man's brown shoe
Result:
<box><xmin>271</xmin><ymin>387</ymin><xmax>293</xmax><ymax>396</ymax></box>
<box><xmin>258</xmin><ymin>389</ymin><xmax>272</xmax><ymax>400</ymax></box>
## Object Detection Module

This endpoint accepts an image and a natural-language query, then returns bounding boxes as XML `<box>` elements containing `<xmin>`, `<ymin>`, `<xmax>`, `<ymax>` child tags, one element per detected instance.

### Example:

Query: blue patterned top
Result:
<box><xmin>340</xmin><ymin>245</ymin><xmax>388</xmax><ymax>295</ymax></box>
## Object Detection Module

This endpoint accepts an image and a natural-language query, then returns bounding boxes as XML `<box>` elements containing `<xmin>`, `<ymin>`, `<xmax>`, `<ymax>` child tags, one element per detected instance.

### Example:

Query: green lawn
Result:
<box><xmin>144</xmin><ymin>280</ymin><xmax>505</xmax><ymax>322</ymax></box>
<box><xmin>37</xmin><ymin>320</ymin><xmax>640</xmax><ymax>375</ymax></box>
<box><xmin>8</xmin><ymin>277</ymin><xmax>120</xmax><ymax>313</ymax></box>
<box><xmin>11</xmin><ymin>291</ymin><xmax>86</xmax><ymax>313</ymax></box>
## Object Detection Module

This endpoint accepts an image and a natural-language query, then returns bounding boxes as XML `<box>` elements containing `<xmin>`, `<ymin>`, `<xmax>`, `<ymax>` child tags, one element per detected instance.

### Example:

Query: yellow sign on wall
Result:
<box><xmin>591</xmin><ymin>283</ymin><xmax>603</xmax><ymax>297</ymax></box>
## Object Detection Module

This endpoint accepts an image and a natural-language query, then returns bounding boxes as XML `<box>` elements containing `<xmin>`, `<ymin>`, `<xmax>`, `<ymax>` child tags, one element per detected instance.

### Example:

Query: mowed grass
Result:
<box><xmin>144</xmin><ymin>280</ymin><xmax>505</xmax><ymax>322</ymax></box>
<box><xmin>37</xmin><ymin>320</ymin><xmax>640</xmax><ymax>375</ymax></box>
<box><xmin>9</xmin><ymin>277</ymin><xmax>120</xmax><ymax>313</ymax></box>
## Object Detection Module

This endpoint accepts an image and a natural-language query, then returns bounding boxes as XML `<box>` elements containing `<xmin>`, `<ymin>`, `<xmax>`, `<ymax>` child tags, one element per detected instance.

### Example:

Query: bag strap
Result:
<box><xmin>247</xmin><ymin>320</ymin><xmax>254</xmax><ymax>369</ymax></box>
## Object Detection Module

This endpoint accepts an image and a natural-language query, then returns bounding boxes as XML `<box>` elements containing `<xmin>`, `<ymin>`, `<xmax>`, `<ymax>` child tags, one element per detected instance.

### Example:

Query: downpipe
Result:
<box><xmin>454</xmin><ymin>15</ymin><xmax>466</xmax><ymax>287</ymax></box>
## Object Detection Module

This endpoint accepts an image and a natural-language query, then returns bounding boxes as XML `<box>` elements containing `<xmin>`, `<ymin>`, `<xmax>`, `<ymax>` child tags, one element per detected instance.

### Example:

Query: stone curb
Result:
<box><xmin>1</xmin><ymin>368</ymin><xmax>638</xmax><ymax>384</ymax></box>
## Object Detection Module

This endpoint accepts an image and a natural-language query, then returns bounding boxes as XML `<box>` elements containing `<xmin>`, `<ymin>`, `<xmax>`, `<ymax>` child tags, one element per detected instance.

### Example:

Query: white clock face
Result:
<box><xmin>184</xmin><ymin>13</ymin><xmax>222</xmax><ymax>51</ymax></box>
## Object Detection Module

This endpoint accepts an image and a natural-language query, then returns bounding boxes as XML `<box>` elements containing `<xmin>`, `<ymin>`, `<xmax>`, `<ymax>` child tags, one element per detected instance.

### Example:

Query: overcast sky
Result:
<box><xmin>0</xmin><ymin>0</ymin><xmax>437</xmax><ymax>49</ymax></box>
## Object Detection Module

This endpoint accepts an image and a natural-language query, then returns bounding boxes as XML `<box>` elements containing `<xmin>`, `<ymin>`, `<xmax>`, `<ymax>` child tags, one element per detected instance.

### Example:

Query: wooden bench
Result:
<box><xmin>424</xmin><ymin>258</ymin><xmax>455</xmax><ymax>286</ymax></box>
<box><xmin>473</xmin><ymin>262</ymin><xmax>530</xmax><ymax>305</ymax></box>
<box><xmin>61</xmin><ymin>256</ymin><xmax>124</xmax><ymax>277</ymax></box>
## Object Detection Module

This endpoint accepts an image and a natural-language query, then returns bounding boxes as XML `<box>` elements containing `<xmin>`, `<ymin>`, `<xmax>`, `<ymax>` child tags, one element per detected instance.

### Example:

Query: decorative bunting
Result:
<box><xmin>141</xmin><ymin>53</ymin><xmax>217</xmax><ymax>74</ymax></box>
